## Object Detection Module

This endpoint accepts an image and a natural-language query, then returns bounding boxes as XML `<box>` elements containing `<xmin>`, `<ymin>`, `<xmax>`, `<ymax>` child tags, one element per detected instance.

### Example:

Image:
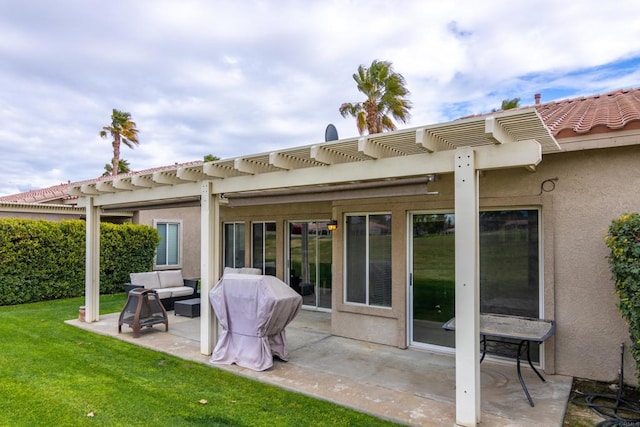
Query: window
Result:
<box><xmin>252</xmin><ymin>222</ymin><xmax>276</xmax><ymax>276</ymax></box>
<box><xmin>224</xmin><ymin>222</ymin><xmax>245</xmax><ymax>268</ymax></box>
<box><xmin>155</xmin><ymin>221</ymin><xmax>180</xmax><ymax>267</ymax></box>
<box><xmin>345</xmin><ymin>213</ymin><xmax>392</xmax><ymax>307</ymax></box>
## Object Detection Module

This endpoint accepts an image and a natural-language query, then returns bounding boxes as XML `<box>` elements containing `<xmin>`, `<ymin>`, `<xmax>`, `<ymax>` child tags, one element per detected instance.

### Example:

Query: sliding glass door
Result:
<box><xmin>288</xmin><ymin>221</ymin><xmax>332</xmax><ymax>310</ymax></box>
<box><xmin>409</xmin><ymin>210</ymin><xmax>541</xmax><ymax>360</ymax></box>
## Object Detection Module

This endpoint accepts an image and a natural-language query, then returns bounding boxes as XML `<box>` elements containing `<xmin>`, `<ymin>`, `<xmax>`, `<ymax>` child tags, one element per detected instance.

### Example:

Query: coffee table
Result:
<box><xmin>174</xmin><ymin>298</ymin><xmax>201</xmax><ymax>318</ymax></box>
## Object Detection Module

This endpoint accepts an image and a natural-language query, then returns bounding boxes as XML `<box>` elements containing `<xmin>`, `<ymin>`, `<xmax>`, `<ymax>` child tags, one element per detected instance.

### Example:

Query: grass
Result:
<box><xmin>0</xmin><ymin>295</ymin><xmax>399</xmax><ymax>427</ymax></box>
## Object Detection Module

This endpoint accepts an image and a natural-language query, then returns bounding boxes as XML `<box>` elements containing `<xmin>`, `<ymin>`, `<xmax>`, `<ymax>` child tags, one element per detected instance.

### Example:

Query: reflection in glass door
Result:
<box><xmin>410</xmin><ymin>210</ymin><xmax>542</xmax><ymax>361</ymax></box>
<box><xmin>410</xmin><ymin>213</ymin><xmax>456</xmax><ymax>348</ymax></box>
<box><xmin>288</xmin><ymin>221</ymin><xmax>332</xmax><ymax>310</ymax></box>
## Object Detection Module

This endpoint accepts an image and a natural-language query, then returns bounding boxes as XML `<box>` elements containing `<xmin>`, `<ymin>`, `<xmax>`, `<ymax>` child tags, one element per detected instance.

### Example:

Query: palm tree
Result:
<box><xmin>203</xmin><ymin>154</ymin><xmax>220</xmax><ymax>162</ymax></box>
<box><xmin>492</xmin><ymin>98</ymin><xmax>521</xmax><ymax>112</ymax></box>
<box><xmin>339</xmin><ymin>60</ymin><xmax>412</xmax><ymax>135</ymax></box>
<box><xmin>501</xmin><ymin>98</ymin><xmax>520</xmax><ymax>110</ymax></box>
<box><xmin>100</xmin><ymin>109</ymin><xmax>139</xmax><ymax>176</ymax></box>
<box><xmin>102</xmin><ymin>159</ymin><xmax>130</xmax><ymax>177</ymax></box>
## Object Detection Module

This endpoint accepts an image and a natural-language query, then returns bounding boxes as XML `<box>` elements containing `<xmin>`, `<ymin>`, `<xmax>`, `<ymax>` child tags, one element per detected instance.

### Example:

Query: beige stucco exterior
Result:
<box><xmin>133</xmin><ymin>142</ymin><xmax>639</xmax><ymax>386</ymax></box>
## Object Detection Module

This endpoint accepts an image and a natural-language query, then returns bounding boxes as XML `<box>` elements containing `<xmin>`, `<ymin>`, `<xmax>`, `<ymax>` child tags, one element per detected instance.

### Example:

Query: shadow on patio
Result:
<box><xmin>67</xmin><ymin>310</ymin><xmax>572</xmax><ymax>426</ymax></box>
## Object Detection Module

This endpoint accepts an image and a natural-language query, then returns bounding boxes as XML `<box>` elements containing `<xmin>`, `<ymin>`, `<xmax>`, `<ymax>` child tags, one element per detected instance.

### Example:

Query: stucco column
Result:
<box><xmin>84</xmin><ymin>197</ymin><xmax>100</xmax><ymax>322</ymax></box>
<box><xmin>200</xmin><ymin>181</ymin><xmax>220</xmax><ymax>355</ymax></box>
<box><xmin>454</xmin><ymin>148</ymin><xmax>481</xmax><ymax>426</ymax></box>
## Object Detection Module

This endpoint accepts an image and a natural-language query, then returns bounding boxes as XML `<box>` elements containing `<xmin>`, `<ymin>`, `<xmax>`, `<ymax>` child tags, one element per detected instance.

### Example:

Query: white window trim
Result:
<box><xmin>251</xmin><ymin>221</ymin><xmax>276</xmax><ymax>275</ymax></box>
<box><xmin>153</xmin><ymin>219</ymin><xmax>182</xmax><ymax>269</ymax></box>
<box><xmin>223</xmin><ymin>222</ymin><xmax>245</xmax><ymax>269</ymax></box>
<box><xmin>343</xmin><ymin>212</ymin><xmax>393</xmax><ymax>308</ymax></box>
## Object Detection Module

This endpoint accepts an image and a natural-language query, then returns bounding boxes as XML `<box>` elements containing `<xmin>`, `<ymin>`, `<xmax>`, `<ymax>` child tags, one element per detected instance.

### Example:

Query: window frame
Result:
<box><xmin>251</xmin><ymin>221</ymin><xmax>277</xmax><ymax>276</ymax></box>
<box><xmin>343</xmin><ymin>212</ymin><xmax>393</xmax><ymax>308</ymax></box>
<box><xmin>153</xmin><ymin>219</ymin><xmax>182</xmax><ymax>269</ymax></box>
<box><xmin>223</xmin><ymin>222</ymin><xmax>246</xmax><ymax>269</ymax></box>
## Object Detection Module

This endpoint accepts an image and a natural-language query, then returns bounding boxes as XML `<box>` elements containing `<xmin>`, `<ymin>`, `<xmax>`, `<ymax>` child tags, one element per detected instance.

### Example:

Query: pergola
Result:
<box><xmin>70</xmin><ymin>108</ymin><xmax>559</xmax><ymax>426</ymax></box>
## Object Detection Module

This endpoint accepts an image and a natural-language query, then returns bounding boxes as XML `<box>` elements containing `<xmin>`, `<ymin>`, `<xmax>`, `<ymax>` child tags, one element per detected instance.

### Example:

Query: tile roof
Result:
<box><xmin>534</xmin><ymin>88</ymin><xmax>640</xmax><ymax>138</ymax></box>
<box><xmin>2</xmin><ymin>87</ymin><xmax>640</xmax><ymax>204</ymax></box>
<box><xmin>0</xmin><ymin>161</ymin><xmax>203</xmax><ymax>204</ymax></box>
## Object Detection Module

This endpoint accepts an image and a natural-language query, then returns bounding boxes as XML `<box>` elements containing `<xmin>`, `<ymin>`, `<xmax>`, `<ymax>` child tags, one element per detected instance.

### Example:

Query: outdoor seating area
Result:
<box><xmin>68</xmin><ymin>309</ymin><xmax>573</xmax><ymax>426</ymax></box>
<box><xmin>124</xmin><ymin>270</ymin><xmax>198</xmax><ymax>311</ymax></box>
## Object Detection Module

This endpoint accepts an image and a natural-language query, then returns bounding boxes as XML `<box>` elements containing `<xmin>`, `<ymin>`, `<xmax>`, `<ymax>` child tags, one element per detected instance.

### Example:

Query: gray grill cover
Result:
<box><xmin>209</xmin><ymin>274</ymin><xmax>303</xmax><ymax>371</ymax></box>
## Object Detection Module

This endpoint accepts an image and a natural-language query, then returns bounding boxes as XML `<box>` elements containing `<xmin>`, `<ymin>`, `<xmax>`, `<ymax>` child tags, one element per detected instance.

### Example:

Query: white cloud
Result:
<box><xmin>1</xmin><ymin>0</ymin><xmax>640</xmax><ymax>196</ymax></box>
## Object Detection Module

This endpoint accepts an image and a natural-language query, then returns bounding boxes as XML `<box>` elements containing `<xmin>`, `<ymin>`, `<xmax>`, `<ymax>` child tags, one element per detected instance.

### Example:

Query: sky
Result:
<box><xmin>1</xmin><ymin>0</ymin><xmax>640</xmax><ymax>197</ymax></box>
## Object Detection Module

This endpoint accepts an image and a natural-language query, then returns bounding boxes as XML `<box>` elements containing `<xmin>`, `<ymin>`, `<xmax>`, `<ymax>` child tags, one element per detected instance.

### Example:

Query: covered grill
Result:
<box><xmin>209</xmin><ymin>274</ymin><xmax>302</xmax><ymax>371</ymax></box>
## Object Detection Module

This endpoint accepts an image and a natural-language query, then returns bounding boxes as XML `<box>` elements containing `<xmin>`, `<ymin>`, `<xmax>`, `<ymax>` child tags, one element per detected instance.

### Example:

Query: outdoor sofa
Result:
<box><xmin>124</xmin><ymin>270</ymin><xmax>198</xmax><ymax>311</ymax></box>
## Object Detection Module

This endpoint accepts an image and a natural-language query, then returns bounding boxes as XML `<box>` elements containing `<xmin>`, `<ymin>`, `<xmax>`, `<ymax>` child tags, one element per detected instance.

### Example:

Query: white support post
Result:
<box><xmin>454</xmin><ymin>148</ymin><xmax>481</xmax><ymax>426</ymax></box>
<box><xmin>84</xmin><ymin>197</ymin><xmax>100</xmax><ymax>322</ymax></box>
<box><xmin>200</xmin><ymin>181</ymin><xmax>220</xmax><ymax>355</ymax></box>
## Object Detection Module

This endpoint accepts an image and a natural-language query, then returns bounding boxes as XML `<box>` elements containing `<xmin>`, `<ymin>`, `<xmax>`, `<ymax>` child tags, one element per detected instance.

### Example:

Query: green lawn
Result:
<box><xmin>0</xmin><ymin>295</ymin><xmax>398</xmax><ymax>426</ymax></box>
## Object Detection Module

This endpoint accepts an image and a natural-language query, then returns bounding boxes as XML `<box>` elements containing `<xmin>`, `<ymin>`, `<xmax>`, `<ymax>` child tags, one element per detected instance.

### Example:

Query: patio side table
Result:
<box><xmin>174</xmin><ymin>298</ymin><xmax>201</xmax><ymax>318</ymax></box>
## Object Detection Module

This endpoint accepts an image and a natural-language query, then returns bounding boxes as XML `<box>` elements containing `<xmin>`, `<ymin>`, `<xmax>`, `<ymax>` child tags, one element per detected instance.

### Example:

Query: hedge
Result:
<box><xmin>605</xmin><ymin>212</ymin><xmax>640</xmax><ymax>385</ymax></box>
<box><xmin>0</xmin><ymin>219</ymin><xmax>159</xmax><ymax>306</ymax></box>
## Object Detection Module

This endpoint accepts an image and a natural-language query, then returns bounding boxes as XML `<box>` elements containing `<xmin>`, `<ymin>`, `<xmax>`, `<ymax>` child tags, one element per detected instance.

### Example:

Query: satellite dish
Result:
<box><xmin>325</xmin><ymin>124</ymin><xmax>339</xmax><ymax>142</ymax></box>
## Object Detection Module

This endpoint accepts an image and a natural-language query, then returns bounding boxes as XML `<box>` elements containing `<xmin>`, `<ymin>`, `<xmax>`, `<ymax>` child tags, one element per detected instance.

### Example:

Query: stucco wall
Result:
<box><xmin>137</xmin><ymin>206</ymin><xmax>202</xmax><ymax>279</ymax></box>
<box><xmin>538</xmin><ymin>146</ymin><xmax>639</xmax><ymax>385</ymax></box>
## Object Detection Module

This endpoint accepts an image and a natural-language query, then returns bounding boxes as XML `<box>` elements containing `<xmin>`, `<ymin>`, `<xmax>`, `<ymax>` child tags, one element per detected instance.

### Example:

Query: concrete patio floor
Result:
<box><xmin>67</xmin><ymin>309</ymin><xmax>573</xmax><ymax>426</ymax></box>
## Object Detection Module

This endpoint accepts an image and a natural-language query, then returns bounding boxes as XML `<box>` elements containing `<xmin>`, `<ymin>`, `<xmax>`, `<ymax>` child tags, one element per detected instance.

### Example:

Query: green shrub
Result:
<box><xmin>605</xmin><ymin>213</ymin><xmax>640</xmax><ymax>385</ymax></box>
<box><xmin>0</xmin><ymin>219</ymin><xmax>159</xmax><ymax>305</ymax></box>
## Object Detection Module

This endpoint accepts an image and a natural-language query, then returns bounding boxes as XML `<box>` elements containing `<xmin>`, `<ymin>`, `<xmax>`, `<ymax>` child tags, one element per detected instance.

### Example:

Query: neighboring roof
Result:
<box><xmin>0</xmin><ymin>181</ymin><xmax>75</xmax><ymax>204</ymax></box>
<box><xmin>534</xmin><ymin>88</ymin><xmax>640</xmax><ymax>138</ymax></box>
<box><xmin>0</xmin><ymin>161</ymin><xmax>203</xmax><ymax>204</ymax></box>
<box><xmin>3</xmin><ymin>87</ymin><xmax>640</xmax><ymax>204</ymax></box>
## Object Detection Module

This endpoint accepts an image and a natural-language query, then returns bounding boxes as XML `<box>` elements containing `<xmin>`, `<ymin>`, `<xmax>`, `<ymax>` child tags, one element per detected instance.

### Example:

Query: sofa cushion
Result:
<box><xmin>130</xmin><ymin>272</ymin><xmax>161</xmax><ymax>289</ymax></box>
<box><xmin>159</xmin><ymin>270</ymin><xmax>184</xmax><ymax>288</ymax></box>
<box><xmin>153</xmin><ymin>288</ymin><xmax>173</xmax><ymax>299</ymax></box>
<box><xmin>171</xmin><ymin>286</ymin><xmax>195</xmax><ymax>298</ymax></box>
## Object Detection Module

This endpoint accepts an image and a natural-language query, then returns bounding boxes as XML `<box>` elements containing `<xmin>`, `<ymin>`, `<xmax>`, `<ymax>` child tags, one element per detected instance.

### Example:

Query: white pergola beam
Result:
<box><xmin>80</xmin><ymin>184</ymin><xmax>100</xmax><ymax>195</ymax></box>
<box><xmin>234</xmin><ymin>158</ymin><xmax>263</xmax><ymax>175</ymax></box>
<box><xmin>203</xmin><ymin>163</ymin><xmax>235</xmax><ymax>178</ymax></box>
<box><xmin>310</xmin><ymin>145</ymin><xmax>357</xmax><ymax>164</ymax></box>
<box><xmin>269</xmin><ymin>152</ymin><xmax>313</xmax><ymax>170</ymax></box>
<box><xmin>415</xmin><ymin>128</ymin><xmax>438</xmax><ymax>153</ymax></box>
<box><xmin>112</xmin><ymin>178</ymin><xmax>136</xmax><ymax>191</ymax></box>
<box><xmin>152</xmin><ymin>171</ymin><xmax>182</xmax><ymax>185</ymax></box>
<box><xmin>475</xmin><ymin>139</ymin><xmax>542</xmax><ymax>170</ymax></box>
<box><xmin>485</xmin><ymin>116</ymin><xmax>516</xmax><ymax>145</ymax></box>
<box><xmin>357</xmin><ymin>137</ymin><xmax>399</xmax><ymax>159</ymax></box>
<box><xmin>131</xmin><ymin>175</ymin><xmax>156</xmax><ymax>188</ymax></box>
<box><xmin>95</xmin><ymin>181</ymin><xmax>119</xmax><ymax>193</ymax></box>
<box><xmin>177</xmin><ymin>167</ymin><xmax>207</xmax><ymax>182</ymax></box>
<box><xmin>86</xmin><ymin>181</ymin><xmax>202</xmax><ymax>207</ymax></box>
<box><xmin>212</xmin><ymin>141</ymin><xmax>541</xmax><ymax>195</ymax></box>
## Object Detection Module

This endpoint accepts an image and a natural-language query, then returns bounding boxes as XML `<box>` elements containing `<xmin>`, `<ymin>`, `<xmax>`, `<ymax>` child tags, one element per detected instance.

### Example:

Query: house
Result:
<box><xmin>5</xmin><ymin>87</ymin><xmax>640</xmax><ymax>425</ymax></box>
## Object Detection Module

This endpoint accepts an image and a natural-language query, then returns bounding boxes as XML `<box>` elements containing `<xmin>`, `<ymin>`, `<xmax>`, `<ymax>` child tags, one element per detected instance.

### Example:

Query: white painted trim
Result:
<box><xmin>84</xmin><ymin>197</ymin><xmax>100</xmax><ymax>322</ymax></box>
<box><xmin>454</xmin><ymin>148</ymin><xmax>481</xmax><ymax>426</ymax></box>
<box><xmin>200</xmin><ymin>182</ymin><xmax>219</xmax><ymax>355</ymax></box>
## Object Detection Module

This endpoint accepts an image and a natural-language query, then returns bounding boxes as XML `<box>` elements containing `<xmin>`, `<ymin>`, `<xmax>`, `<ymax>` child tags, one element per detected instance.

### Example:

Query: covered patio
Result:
<box><xmin>68</xmin><ymin>309</ymin><xmax>572</xmax><ymax>426</ymax></box>
<box><xmin>71</xmin><ymin>108</ymin><xmax>562</xmax><ymax>426</ymax></box>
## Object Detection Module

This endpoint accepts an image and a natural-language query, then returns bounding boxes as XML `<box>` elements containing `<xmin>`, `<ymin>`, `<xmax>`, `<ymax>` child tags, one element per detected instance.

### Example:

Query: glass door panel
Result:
<box><xmin>410</xmin><ymin>210</ymin><xmax>541</xmax><ymax>361</ymax></box>
<box><xmin>289</xmin><ymin>221</ymin><xmax>332</xmax><ymax>310</ymax></box>
<box><xmin>410</xmin><ymin>213</ymin><xmax>456</xmax><ymax>348</ymax></box>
